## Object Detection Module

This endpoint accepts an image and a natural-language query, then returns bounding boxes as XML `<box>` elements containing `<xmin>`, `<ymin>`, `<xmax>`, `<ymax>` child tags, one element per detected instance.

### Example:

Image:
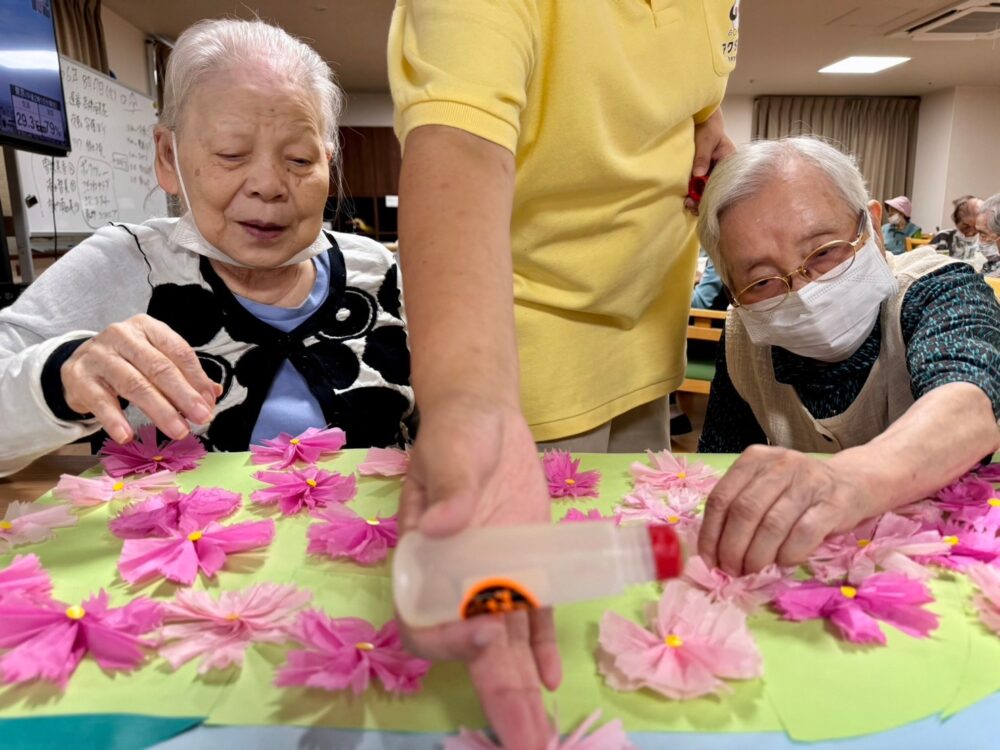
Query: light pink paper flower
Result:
<box><xmin>357</xmin><ymin>447</ymin><xmax>410</xmax><ymax>478</ymax></box>
<box><xmin>630</xmin><ymin>450</ymin><xmax>718</xmax><ymax>495</ymax></box>
<box><xmin>250</xmin><ymin>427</ymin><xmax>347</xmax><ymax>469</ymax></box>
<box><xmin>444</xmin><ymin>709</ymin><xmax>634</xmax><ymax>750</ymax></box>
<box><xmin>542</xmin><ymin>451</ymin><xmax>601</xmax><ymax>499</ymax></box>
<box><xmin>560</xmin><ymin>508</ymin><xmax>609</xmax><ymax>523</ymax></box>
<box><xmin>53</xmin><ymin>471</ymin><xmax>177</xmax><ymax>507</ymax></box>
<box><xmin>773</xmin><ymin>573</ymin><xmax>938</xmax><ymax>645</ymax></box>
<box><xmin>968</xmin><ymin>564</ymin><xmax>1000</xmax><ymax>635</ymax></box>
<box><xmin>894</xmin><ymin>498</ymin><xmax>947</xmax><ymax>530</ymax></box>
<box><xmin>275</xmin><ymin>611</ymin><xmax>431</xmax><ymax>695</ymax></box>
<box><xmin>682</xmin><ymin>555</ymin><xmax>791</xmax><ymax>614</ymax></box>
<box><xmin>0</xmin><ymin>555</ymin><xmax>52</xmax><ymax>604</ymax></box>
<box><xmin>614</xmin><ymin>487</ymin><xmax>702</xmax><ymax>547</ymax></box>
<box><xmin>0</xmin><ymin>590</ymin><xmax>161</xmax><ymax>689</ymax></box>
<box><xmin>117</xmin><ymin>517</ymin><xmax>275</xmax><ymax>586</ymax></box>
<box><xmin>251</xmin><ymin>467</ymin><xmax>357</xmax><ymax>516</ymax></box>
<box><xmin>109</xmin><ymin>486</ymin><xmax>241</xmax><ymax>539</ymax></box>
<box><xmin>0</xmin><ymin>502</ymin><xmax>77</xmax><ymax>552</ymax></box>
<box><xmin>306</xmin><ymin>505</ymin><xmax>398</xmax><ymax>565</ymax></box>
<box><xmin>597</xmin><ymin>581</ymin><xmax>762</xmax><ymax>700</ymax></box>
<box><xmin>99</xmin><ymin>425</ymin><xmax>206</xmax><ymax>477</ymax></box>
<box><xmin>160</xmin><ymin>583</ymin><xmax>312</xmax><ymax>673</ymax></box>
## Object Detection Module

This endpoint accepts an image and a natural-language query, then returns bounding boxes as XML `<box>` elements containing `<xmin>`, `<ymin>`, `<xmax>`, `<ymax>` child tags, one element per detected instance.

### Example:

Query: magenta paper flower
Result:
<box><xmin>250</xmin><ymin>427</ymin><xmax>347</xmax><ymax>469</ymax></box>
<box><xmin>0</xmin><ymin>502</ymin><xmax>77</xmax><ymax>552</ymax></box>
<box><xmin>918</xmin><ymin>523</ymin><xmax>1000</xmax><ymax>570</ymax></box>
<box><xmin>560</xmin><ymin>508</ymin><xmax>609</xmax><ymax>523</ymax></box>
<box><xmin>160</xmin><ymin>583</ymin><xmax>312</xmax><ymax>673</ymax></box>
<box><xmin>275</xmin><ymin>611</ymin><xmax>431</xmax><ymax>695</ymax></box>
<box><xmin>773</xmin><ymin>573</ymin><xmax>938</xmax><ymax>645</ymax></box>
<box><xmin>100</xmin><ymin>425</ymin><xmax>206</xmax><ymax>477</ymax></box>
<box><xmin>935</xmin><ymin>477</ymin><xmax>995</xmax><ymax>512</ymax></box>
<box><xmin>53</xmin><ymin>471</ymin><xmax>177</xmax><ymax>507</ymax></box>
<box><xmin>251</xmin><ymin>467</ymin><xmax>357</xmax><ymax>516</ymax></box>
<box><xmin>967</xmin><ymin>564</ymin><xmax>1000</xmax><ymax>635</ymax></box>
<box><xmin>976</xmin><ymin>463</ymin><xmax>1000</xmax><ymax>482</ymax></box>
<box><xmin>357</xmin><ymin>447</ymin><xmax>410</xmax><ymax>478</ymax></box>
<box><xmin>682</xmin><ymin>555</ymin><xmax>791</xmax><ymax>614</ymax></box>
<box><xmin>306</xmin><ymin>505</ymin><xmax>398</xmax><ymax>565</ymax></box>
<box><xmin>0</xmin><ymin>555</ymin><xmax>52</xmax><ymax>605</ymax></box>
<box><xmin>444</xmin><ymin>709</ymin><xmax>633</xmax><ymax>750</ymax></box>
<box><xmin>597</xmin><ymin>581</ymin><xmax>762</xmax><ymax>700</ymax></box>
<box><xmin>117</xmin><ymin>517</ymin><xmax>275</xmax><ymax>586</ymax></box>
<box><xmin>542</xmin><ymin>451</ymin><xmax>601</xmax><ymax>499</ymax></box>
<box><xmin>630</xmin><ymin>450</ymin><xmax>718</xmax><ymax>495</ymax></box>
<box><xmin>0</xmin><ymin>590</ymin><xmax>161</xmax><ymax>689</ymax></box>
<box><xmin>109</xmin><ymin>486</ymin><xmax>241</xmax><ymax>539</ymax></box>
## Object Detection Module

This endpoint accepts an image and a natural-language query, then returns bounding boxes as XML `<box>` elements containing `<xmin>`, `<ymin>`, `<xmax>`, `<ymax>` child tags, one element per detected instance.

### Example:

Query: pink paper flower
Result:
<box><xmin>306</xmin><ymin>505</ymin><xmax>398</xmax><ymax>565</ymax></box>
<box><xmin>444</xmin><ymin>709</ymin><xmax>633</xmax><ymax>750</ymax></box>
<box><xmin>976</xmin><ymin>463</ymin><xmax>1000</xmax><ymax>482</ymax></box>
<box><xmin>542</xmin><ymin>451</ymin><xmax>601</xmax><ymax>499</ymax></box>
<box><xmin>99</xmin><ymin>425</ymin><xmax>206</xmax><ymax>477</ymax></box>
<box><xmin>0</xmin><ymin>590</ymin><xmax>161</xmax><ymax>689</ymax></box>
<box><xmin>357</xmin><ymin>447</ymin><xmax>410</xmax><ymax>478</ymax></box>
<box><xmin>560</xmin><ymin>508</ymin><xmax>609</xmax><ymax>523</ymax></box>
<box><xmin>109</xmin><ymin>486</ymin><xmax>241</xmax><ymax>539</ymax></box>
<box><xmin>894</xmin><ymin>498</ymin><xmax>947</xmax><ymax>530</ymax></box>
<box><xmin>597</xmin><ymin>581</ymin><xmax>763</xmax><ymax>700</ymax></box>
<box><xmin>160</xmin><ymin>583</ymin><xmax>312</xmax><ymax>673</ymax></box>
<box><xmin>682</xmin><ymin>555</ymin><xmax>791</xmax><ymax>614</ymax></box>
<box><xmin>0</xmin><ymin>555</ymin><xmax>52</xmax><ymax>604</ymax></box>
<box><xmin>117</xmin><ymin>517</ymin><xmax>275</xmax><ymax>586</ymax></box>
<box><xmin>918</xmin><ymin>523</ymin><xmax>1000</xmax><ymax>570</ymax></box>
<box><xmin>275</xmin><ymin>611</ymin><xmax>431</xmax><ymax>695</ymax></box>
<box><xmin>250</xmin><ymin>427</ymin><xmax>347</xmax><ymax>469</ymax></box>
<box><xmin>773</xmin><ymin>573</ymin><xmax>938</xmax><ymax>645</ymax></box>
<box><xmin>53</xmin><ymin>471</ymin><xmax>177</xmax><ymax>507</ymax></box>
<box><xmin>614</xmin><ymin>487</ymin><xmax>702</xmax><ymax>547</ymax></box>
<box><xmin>968</xmin><ymin>564</ymin><xmax>1000</xmax><ymax>635</ymax></box>
<box><xmin>0</xmin><ymin>502</ymin><xmax>77</xmax><ymax>552</ymax></box>
<box><xmin>251</xmin><ymin>467</ymin><xmax>357</xmax><ymax>516</ymax></box>
<box><xmin>935</xmin><ymin>477</ymin><xmax>995</xmax><ymax>513</ymax></box>
<box><xmin>630</xmin><ymin>450</ymin><xmax>718</xmax><ymax>495</ymax></box>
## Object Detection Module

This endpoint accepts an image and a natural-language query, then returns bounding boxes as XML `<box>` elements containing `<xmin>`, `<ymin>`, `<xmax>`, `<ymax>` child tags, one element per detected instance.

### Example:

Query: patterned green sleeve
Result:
<box><xmin>697</xmin><ymin>334</ymin><xmax>769</xmax><ymax>453</ymax></box>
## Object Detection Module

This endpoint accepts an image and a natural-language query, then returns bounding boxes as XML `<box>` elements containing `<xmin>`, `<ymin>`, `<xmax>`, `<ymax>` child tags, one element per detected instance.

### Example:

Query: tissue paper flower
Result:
<box><xmin>543</xmin><ymin>451</ymin><xmax>601</xmax><ymax>499</ymax></box>
<box><xmin>935</xmin><ymin>477</ymin><xmax>995</xmax><ymax>512</ymax></box>
<box><xmin>160</xmin><ymin>583</ymin><xmax>312</xmax><ymax>673</ymax></box>
<box><xmin>306</xmin><ymin>505</ymin><xmax>398</xmax><ymax>564</ymax></box>
<box><xmin>967</xmin><ymin>564</ymin><xmax>1000</xmax><ymax>635</ymax></box>
<box><xmin>773</xmin><ymin>573</ymin><xmax>938</xmax><ymax>645</ymax></box>
<box><xmin>275</xmin><ymin>612</ymin><xmax>431</xmax><ymax>695</ymax></box>
<box><xmin>597</xmin><ymin>582</ymin><xmax>762</xmax><ymax>700</ymax></box>
<box><xmin>976</xmin><ymin>463</ymin><xmax>1000</xmax><ymax>482</ymax></box>
<box><xmin>53</xmin><ymin>471</ymin><xmax>177</xmax><ymax>507</ymax></box>
<box><xmin>250</xmin><ymin>427</ymin><xmax>347</xmax><ymax>469</ymax></box>
<box><xmin>99</xmin><ymin>425</ymin><xmax>206</xmax><ymax>477</ymax></box>
<box><xmin>0</xmin><ymin>590</ymin><xmax>161</xmax><ymax>688</ymax></box>
<box><xmin>444</xmin><ymin>709</ymin><xmax>633</xmax><ymax>750</ymax></box>
<box><xmin>918</xmin><ymin>524</ymin><xmax>1000</xmax><ymax>570</ymax></box>
<box><xmin>251</xmin><ymin>468</ymin><xmax>356</xmax><ymax>516</ymax></box>
<box><xmin>808</xmin><ymin>513</ymin><xmax>952</xmax><ymax>583</ymax></box>
<box><xmin>109</xmin><ymin>486</ymin><xmax>241</xmax><ymax>539</ymax></box>
<box><xmin>630</xmin><ymin>450</ymin><xmax>717</xmax><ymax>495</ymax></box>
<box><xmin>560</xmin><ymin>508</ymin><xmax>609</xmax><ymax>523</ymax></box>
<box><xmin>682</xmin><ymin>555</ymin><xmax>790</xmax><ymax>614</ymax></box>
<box><xmin>357</xmin><ymin>447</ymin><xmax>410</xmax><ymax>478</ymax></box>
<box><xmin>614</xmin><ymin>487</ymin><xmax>702</xmax><ymax>547</ymax></box>
<box><xmin>0</xmin><ymin>555</ymin><xmax>52</xmax><ymax>604</ymax></box>
<box><xmin>118</xmin><ymin>517</ymin><xmax>275</xmax><ymax>586</ymax></box>
<box><xmin>0</xmin><ymin>502</ymin><xmax>77</xmax><ymax>552</ymax></box>
<box><xmin>894</xmin><ymin>498</ymin><xmax>947</xmax><ymax>529</ymax></box>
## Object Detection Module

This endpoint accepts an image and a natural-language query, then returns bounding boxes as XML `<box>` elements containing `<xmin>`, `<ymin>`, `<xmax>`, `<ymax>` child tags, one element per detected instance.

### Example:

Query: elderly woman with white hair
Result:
<box><xmin>694</xmin><ymin>136</ymin><xmax>1000</xmax><ymax>577</ymax></box>
<box><xmin>0</xmin><ymin>19</ymin><xmax>413</xmax><ymax>476</ymax></box>
<box><xmin>976</xmin><ymin>193</ymin><xmax>1000</xmax><ymax>277</ymax></box>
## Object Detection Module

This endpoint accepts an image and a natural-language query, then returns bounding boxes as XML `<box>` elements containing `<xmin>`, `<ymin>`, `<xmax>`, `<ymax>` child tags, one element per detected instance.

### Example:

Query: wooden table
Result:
<box><xmin>0</xmin><ymin>454</ymin><xmax>96</xmax><ymax>509</ymax></box>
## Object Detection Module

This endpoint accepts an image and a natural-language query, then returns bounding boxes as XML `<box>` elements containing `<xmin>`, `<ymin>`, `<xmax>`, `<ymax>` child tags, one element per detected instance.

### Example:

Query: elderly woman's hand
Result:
<box><xmin>61</xmin><ymin>314</ymin><xmax>219</xmax><ymax>444</ymax></box>
<box><xmin>698</xmin><ymin>445</ymin><xmax>879</xmax><ymax>576</ymax></box>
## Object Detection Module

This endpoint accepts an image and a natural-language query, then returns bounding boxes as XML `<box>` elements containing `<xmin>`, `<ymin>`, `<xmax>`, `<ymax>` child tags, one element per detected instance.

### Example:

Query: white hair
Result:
<box><xmin>697</xmin><ymin>137</ymin><xmax>870</xmax><ymax>286</ymax></box>
<box><xmin>982</xmin><ymin>193</ymin><xmax>1000</xmax><ymax>235</ymax></box>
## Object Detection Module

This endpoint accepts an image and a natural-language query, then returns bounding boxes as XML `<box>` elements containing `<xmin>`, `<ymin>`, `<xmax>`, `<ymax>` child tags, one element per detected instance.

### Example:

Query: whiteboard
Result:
<box><xmin>14</xmin><ymin>57</ymin><xmax>166</xmax><ymax>236</ymax></box>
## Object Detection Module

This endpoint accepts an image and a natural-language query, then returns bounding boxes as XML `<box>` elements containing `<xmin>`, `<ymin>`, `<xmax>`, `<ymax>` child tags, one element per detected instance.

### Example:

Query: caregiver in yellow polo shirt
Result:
<box><xmin>389</xmin><ymin>1</ymin><xmax>738</xmax><ymax>746</ymax></box>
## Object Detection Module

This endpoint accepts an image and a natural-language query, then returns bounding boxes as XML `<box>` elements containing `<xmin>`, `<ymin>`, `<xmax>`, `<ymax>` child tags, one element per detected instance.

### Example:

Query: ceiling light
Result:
<box><xmin>819</xmin><ymin>56</ymin><xmax>910</xmax><ymax>74</ymax></box>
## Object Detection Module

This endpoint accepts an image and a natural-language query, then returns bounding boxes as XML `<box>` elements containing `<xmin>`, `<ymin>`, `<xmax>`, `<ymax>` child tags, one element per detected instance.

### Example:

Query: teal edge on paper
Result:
<box><xmin>0</xmin><ymin>714</ymin><xmax>203</xmax><ymax>750</ymax></box>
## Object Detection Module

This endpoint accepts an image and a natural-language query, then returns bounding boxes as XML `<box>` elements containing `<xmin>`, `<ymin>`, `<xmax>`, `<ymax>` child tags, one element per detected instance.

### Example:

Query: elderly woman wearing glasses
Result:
<box><xmin>694</xmin><ymin>137</ymin><xmax>1000</xmax><ymax>577</ymax></box>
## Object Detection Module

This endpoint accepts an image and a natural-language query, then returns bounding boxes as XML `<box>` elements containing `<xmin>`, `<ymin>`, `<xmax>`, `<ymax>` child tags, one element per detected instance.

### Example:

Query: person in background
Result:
<box><xmin>691</xmin><ymin>256</ymin><xmax>728</xmax><ymax>310</ymax></box>
<box><xmin>881</xmin><ymin>195</ymin><xmax>922</xmax><ymax>255</ymax></box>
<box><xmin>931</xmin><ymin>195</ymin><xmax>982</xmax><ymax>260</ymax></box>
<box><xmin>975</xmin><ymin>194</ymin><xmax>1000</xmax><ymax>278</ymax></box>
<box><xmin>694</xmin><ymin>137</ymin><xmax>1000</xmax><ymax>577</ymax></box>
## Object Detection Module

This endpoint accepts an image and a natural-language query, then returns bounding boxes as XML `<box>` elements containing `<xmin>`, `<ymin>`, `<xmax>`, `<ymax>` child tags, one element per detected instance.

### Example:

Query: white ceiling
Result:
<box><xmin>103</xmin><ymin>0</ymin><xmax>1000</xmax><ymax>96</ymax></box>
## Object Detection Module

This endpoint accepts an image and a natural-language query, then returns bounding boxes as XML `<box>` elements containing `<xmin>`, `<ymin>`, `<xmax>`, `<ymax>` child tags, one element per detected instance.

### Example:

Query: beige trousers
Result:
<box><xmin>536</xmin><ymin>396</ymin><xmax>670</xmax><ymax>453</ymax></box>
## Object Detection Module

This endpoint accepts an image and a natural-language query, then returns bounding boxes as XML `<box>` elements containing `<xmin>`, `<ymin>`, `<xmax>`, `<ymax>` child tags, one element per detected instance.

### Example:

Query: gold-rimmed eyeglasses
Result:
<box><xmin>730</xmin><ymin>210</ymin><xmax>870</xmax><ymax>312</ymax></box>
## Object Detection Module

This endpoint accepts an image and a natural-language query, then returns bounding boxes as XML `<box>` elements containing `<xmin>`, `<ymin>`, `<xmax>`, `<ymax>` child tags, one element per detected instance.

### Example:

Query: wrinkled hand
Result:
<box><xmin>61</xmin><ymin>314</ymin><xmax>219</xmax><ymax>444</ymax></box>
<box><xmin>684</xmin><ymin>108</ymin><xmax>736</xmax><ymax>216</ymax></box>
<box><xmin>398</xmin><ymin>395</ymin><xmax>561</xmax><ymax>750</ymax></box>
<box><xmin>698</xmin><ymin>446</ymin><xmax>878</xmax><ymax>576</ymax></box>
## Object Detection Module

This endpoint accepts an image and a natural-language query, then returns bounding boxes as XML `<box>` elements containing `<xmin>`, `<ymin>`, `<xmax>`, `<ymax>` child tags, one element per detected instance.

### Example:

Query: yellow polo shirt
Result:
<box><xmin>389</xmin><ymin>0</ymin><xmax>737</xmax><ymax>441</ymax></box>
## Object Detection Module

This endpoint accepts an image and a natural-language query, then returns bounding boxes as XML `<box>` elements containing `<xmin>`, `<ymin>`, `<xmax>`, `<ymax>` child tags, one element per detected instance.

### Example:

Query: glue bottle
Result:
<box><xmin>393</xmin><ymin>521</ymin><xmax>683</xmax><ymax>627</ymax></box>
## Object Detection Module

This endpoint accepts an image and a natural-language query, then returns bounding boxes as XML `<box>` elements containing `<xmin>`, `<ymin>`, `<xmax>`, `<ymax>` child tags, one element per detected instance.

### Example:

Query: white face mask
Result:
<box><xmin>974</xmin><ymin>238</ymin><xmax>1000</xmax><ymax>261</ymax></box>
<box><xmin>166</xmin><ymin>132</ymin><xmax>329</xmax><ymax>269</ymax></box>
<box><xmin>735</xmin><ymin>230</ymin><xmax>899</xmax><ymax>363</ymax></box>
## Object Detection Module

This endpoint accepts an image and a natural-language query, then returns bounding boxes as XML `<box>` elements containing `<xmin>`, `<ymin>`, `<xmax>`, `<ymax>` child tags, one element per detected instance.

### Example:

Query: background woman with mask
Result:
<box><xmin>0</xmin><ymin>19</ymin><xmax>413</xmax><ymax>477</ymax></box>
<box><xmin>975</xmin><ymin>194</ymin><xmax>1000</xmax><ymax>278</ymax></box>
<box><xmin>693</xmin><ymin>137</ymin><xmax>1000</xmax><ymax>579</ymax></box>
<box><xmin>881</xmin><ymin>195</ymin><xmax>922</xmax><ymax>255</ymax></box>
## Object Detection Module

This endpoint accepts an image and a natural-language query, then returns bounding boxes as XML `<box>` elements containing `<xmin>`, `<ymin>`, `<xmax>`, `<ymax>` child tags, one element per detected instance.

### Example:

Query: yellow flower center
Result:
<box><xmin>564</xmin><ymin>478</ymin><xmax>576</xmax><ymax>486</ymax></box>
<box><xmin>0</xmin><ymin>520</ymin><xmax>12</xmax><ymax>531</ymax></box>
<box><xmin>112</xmin><ymin>481</ymin><xmax>125</xmax><ymax>492</ymax></box>
<box><xmin>676</xmin><ymin>472</ymin><xmax>687</xmax><ymax>480</ymax></box>
<box><xmin>840</xmin><ymin>585</ymin><xmax>858</xmax><ymax>599</ymax></box>
<box><xmin>355</xmin><ymin>642</ymin><xmax>375</xmax><ymax>652</ymax></box>
<box><xmin>664</xmin><ymin>634</ymin><xmax>683</xmax><ymax>648</ymax></box>
<box><xmin>667</xmin><ymin>515</ymin><xmax>680</xmax><ymax>524</ymax></box>
<box><xmin>152</xmin><ymin>455</ymin><xmax>164</xmax><ymax>462</ymax></box>
<box><xmin>224</xmin><ymin>613</ymin><xmax>240</xmax><ymax>621</ymax></box>
<box><xmin>187</xmin><ymin>531</ymin><xmax>203</xmax><ymax>542</ymax></box>
<box><xmin>989</xmin><ymin>498</ymin><xmax>1000</xmax><ymax>507</ymax></box>
<box><xmin>366</xmin><ymin>518</ymin><xmax>381</xmax><ymax>526</ymax></box>
<box><xmin>857</xmin><ymin>539</ymin><xmax>871</xmax><ymax>548</ymax></box>
<box><xmin>306</xmin><ymin>479</ymin><xmax>318</xmax><ymax>488</ymax></box>
<box><xmin>290</xmin><ymin>438</ymin><xmax>301</xmax><ymax>445</ymax></box>
<box><xmin>65</xmin><ymin>605</ymin><xmax>86</xmax><ymax>620</ymax></box>
<box><xmin>943</xmin><ymin>535</ymin><xmax>960</xmax><ymax>546</ymax></box>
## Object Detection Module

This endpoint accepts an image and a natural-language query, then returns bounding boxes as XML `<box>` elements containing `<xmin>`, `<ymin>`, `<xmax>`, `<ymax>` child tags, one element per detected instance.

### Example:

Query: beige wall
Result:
<box><xmin>341</xmin><ymin>93</ymin><xmax>394</xmax><ymax>127</ymax></box>
<box><xmin>911</xmin><ymin>89</ymin><xmax>957</xmax><ymax>232</ymax></box>
<box><xmin>721</xmin><ymin>95</ymin><xmax>754</xmax><ymax>146</ymax></box>
<box><xmin>103</xmin><ymin>6</ymin><xmax>150</xmax><ymax>96</ymax></box>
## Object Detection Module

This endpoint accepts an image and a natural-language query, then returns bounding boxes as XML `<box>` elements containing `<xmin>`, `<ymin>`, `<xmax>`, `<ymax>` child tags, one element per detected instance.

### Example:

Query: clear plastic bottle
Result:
<box><xmin>393</xmin><ymin>521</ymin><xmax>683</xmax><ymax>627</ymax></box>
